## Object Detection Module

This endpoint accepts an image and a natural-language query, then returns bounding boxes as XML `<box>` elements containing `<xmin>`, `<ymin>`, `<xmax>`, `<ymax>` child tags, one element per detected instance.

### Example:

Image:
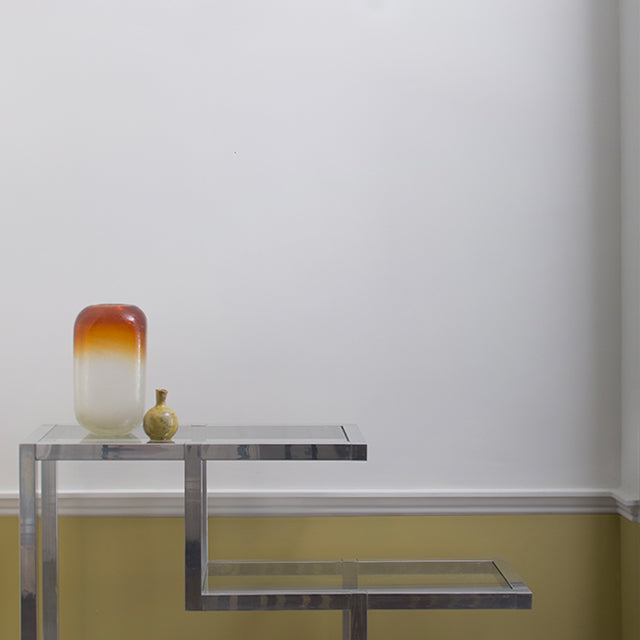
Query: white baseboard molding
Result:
<box><xmin>1</xmin><ymin>489</ymin><xmax>638</xmax><ymax>521</ymax></box>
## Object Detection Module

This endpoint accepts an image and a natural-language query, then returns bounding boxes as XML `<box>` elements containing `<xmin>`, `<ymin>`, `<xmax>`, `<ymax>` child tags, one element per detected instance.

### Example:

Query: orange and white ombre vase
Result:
<box><xmin>74</xmin><ymin>304</ymin><xmax>147</xmax><ymax>436</ymax></box>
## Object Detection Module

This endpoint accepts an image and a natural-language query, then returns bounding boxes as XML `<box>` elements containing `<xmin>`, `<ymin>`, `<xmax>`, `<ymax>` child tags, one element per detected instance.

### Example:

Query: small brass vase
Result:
<box><xmin>143</xmin><ymin>389</ymin><xmax>178</xmax><ymax>441</ymax></box>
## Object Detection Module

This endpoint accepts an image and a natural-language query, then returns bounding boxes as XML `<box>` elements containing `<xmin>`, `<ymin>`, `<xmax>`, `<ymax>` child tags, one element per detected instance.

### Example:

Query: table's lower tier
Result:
<box><xmin>199</xmin><ymin>558</ymin><xmax>532</xmax><ymax>611</ymax></box>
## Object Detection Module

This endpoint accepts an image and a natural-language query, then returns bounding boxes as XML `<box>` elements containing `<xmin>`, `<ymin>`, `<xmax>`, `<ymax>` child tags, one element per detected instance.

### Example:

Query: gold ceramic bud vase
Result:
<box><xmin>143</xmin><ymin>389</ymin><xmax>179</xmax><ymax>441</ymax></box>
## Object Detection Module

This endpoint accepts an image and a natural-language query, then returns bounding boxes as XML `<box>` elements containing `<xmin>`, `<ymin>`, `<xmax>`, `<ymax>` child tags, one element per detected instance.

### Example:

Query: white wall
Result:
<box><xmin>0</xmin><ymin>1</ymin><xmax>622</xmax><ymax>496</ymax></box>
<box><xmin>621</xmin><ymin>0</ymin><xmax>640</xmax><ymax>501</ymax></box>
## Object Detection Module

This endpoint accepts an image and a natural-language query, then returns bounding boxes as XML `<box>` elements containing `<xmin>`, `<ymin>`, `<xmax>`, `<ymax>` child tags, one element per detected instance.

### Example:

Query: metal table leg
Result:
<box><xmin>201</xmin><ymin>455</ymin><xmax>208</xmax><ymax>585</ymax></box>
<box><xmin>342</xmin><ymin>609</ymin><xmax>350</xmax><ymax>640</ymax></box>
<box><xmin>42</xmin><ymin>460</ymin><xmax>59</xmax><ymax>640</ymax></box>
<box><xmin>185</xmin><ymin>444</ymin><xmax>205</xmax><ymax>610</ymax></box>
<box><xmin>19</xmin><ymin>444</ymin><xmax>37</xmax><ymax>640</ymax></box>
<box><xmin>342</xmin><ymin>560</ymin><xmax>358</xmax><ymax>640</ymax></box>
<box><xmin>350</xmin><ymin>594</ymin><xmax>368</xmax><ymax>640</ymax></box>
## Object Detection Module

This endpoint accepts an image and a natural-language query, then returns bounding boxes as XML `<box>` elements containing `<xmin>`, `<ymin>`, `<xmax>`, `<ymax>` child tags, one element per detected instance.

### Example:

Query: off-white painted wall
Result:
<box><xmin>0</xmin><ymin>1</ymin><xmax>622</xmax><ymax>496</ymax></box>
<box><xmin>621</xmin><ymin>0</ymin><xmax>640</xmax><ymax>501</ymax></box>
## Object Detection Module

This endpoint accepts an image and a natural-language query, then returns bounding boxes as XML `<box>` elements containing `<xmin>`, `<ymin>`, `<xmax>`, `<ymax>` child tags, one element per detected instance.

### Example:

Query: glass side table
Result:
<box><xmin>19</xmin><ymin>424</ymin><xmax>531</xmax><ymax>640</ymax></box>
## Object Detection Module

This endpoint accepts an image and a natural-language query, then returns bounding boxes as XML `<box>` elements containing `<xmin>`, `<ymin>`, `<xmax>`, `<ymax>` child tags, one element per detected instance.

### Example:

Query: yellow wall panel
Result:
<box><xmin>1</xmin><ymin>514</ymin><xmax>627</xmax><ymax>639</ymax></box>
<box><xmin>621</xmin><ymin>518</ymin><xmax>640</xmax><ymax>640</ymax></box>
<box><xmin>0</xmin><ymin>518</ymin><xmax>19</xmax><ymax>640</ymax></box>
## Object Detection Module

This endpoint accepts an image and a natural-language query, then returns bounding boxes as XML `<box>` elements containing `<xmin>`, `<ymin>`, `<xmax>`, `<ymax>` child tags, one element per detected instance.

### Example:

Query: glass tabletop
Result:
<box><xmin>205</xmin><ymin>559</ymin><xmax>513</xmax><ymax>594</ymax></box>
<box><xmin>37</xmin><ymin>424</ymin><xmax>352</xmax><ymax>445</ymax></box>
<box><xmin>201</xmin><ymin>558</ymin><xmax>532</xmax><ymax>611</ymax></box>
<box><xmin>182</xmin><ymin>425</ymin><xmax>350</xmax><ymax>443</ymax></box>
<box><xmin>28</xmin><ymin>424</ymin><xmax>366</xmax><ymax>461</ymax></box>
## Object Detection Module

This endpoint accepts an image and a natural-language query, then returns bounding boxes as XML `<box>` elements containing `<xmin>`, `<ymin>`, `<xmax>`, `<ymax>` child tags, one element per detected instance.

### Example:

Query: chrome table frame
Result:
<box><xmin>19</xmin><ymin>424</ymin><xmax>366</xmax><ymax>640</ymax></box>
<box><xmin>19</xmin><ymin>424</ymin><xmax>531</xmax><ymax>640</ymax></box>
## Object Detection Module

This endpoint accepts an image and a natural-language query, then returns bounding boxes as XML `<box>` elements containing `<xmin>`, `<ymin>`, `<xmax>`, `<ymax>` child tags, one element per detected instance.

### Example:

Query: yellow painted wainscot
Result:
<box><xmin>1</xmin><ymin>513</ymin><xmax>634</xmax><ymax>639</ymax></box>
<box><xmin>621</xmin><ymin>517</ymin><xmax>640</xmax><ymax>640</ymax></box>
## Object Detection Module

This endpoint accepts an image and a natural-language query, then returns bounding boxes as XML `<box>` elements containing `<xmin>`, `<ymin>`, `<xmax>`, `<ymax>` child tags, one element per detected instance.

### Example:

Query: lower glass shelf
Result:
<box><xmin>202</xmin><ymin>559</ymin><xmax>532</xmax><ymax>611</ymax></box>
